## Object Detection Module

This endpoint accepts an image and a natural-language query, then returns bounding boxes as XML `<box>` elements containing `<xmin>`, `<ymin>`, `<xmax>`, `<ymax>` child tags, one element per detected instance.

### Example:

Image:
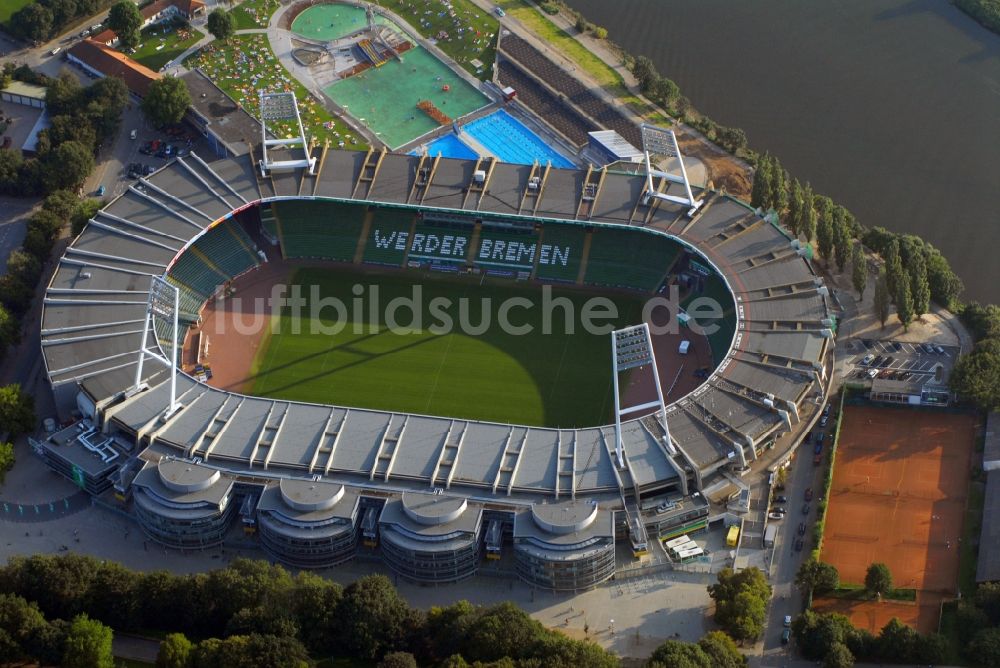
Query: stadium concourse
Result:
<box><xmin>36</xmin><ymin>145</ymin><xmax>833</xmax><ymax>590</ymax></box>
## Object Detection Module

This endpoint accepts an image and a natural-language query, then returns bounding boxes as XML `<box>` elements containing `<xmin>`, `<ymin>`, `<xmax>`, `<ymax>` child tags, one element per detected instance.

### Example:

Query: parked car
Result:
<box><xmin>815</xmin><ymin>432</ymin><xmax>825</xmax><ymax>445</ymax></box>
<box><xmin>783</xmin><ymin>615</ymin><xmax>792</xmax><ymax>627</ymax></box>
<box><xmin>813</xmin><ymin>453</ymin><xmax>822</xmax><ymax>465</ymax></box>
<box><xmin>935</xmin><ymin>345</ymin><xmax>945</xmax><ymax>354</ymax></box>
<box><xmin>775</xmin><ymin>495</ymin><xmax>787</xmax><ymax>503</ymax></box>
<box><xmin>820</xmin><ymin>415</ymin><xmax>829</xmax><ymax>428</ymax></box>
<box><xmin>794</xmin><ymin>538</ymin><xmax>803</xmax><ymax>552</ymax></box>
<box><xmin>881</xmin><ymin>356</ymin><xmax>894</xmax><ymax>367</ymax></box>
<box><xmin>96</xmin><ymin>185</ymin><xmax>105</xmax><ymax>196</ymax></box>
<box><xmin>802</xmin><ymin>502</ymin><xmax>811</xmax><ymax>515</ymax></box>
<box><xmin>805</xmin><ymin>487</ymin><xmax>813</xmax><ymax>501</ymax></box>
<box><xmin>130</xmin><ymin>129</ymin><xmax>137</xmax><ymax>140</ymax></box>
<box><xmin>781</xmin><ymin>628</ymin><xmax>791</xmax><ymax>644</ymax></box>
<box><xmin>144</xmin><ymin>164</ymin><xmax>155</xmax><ymax>176</ymax></box>
<box><xmin>861</xmin><ymin>353</ymin><xmax>875</xmax><ymax>366</ymax></box>
<box><xmin>814</xmin><ymin>442</ymin><xmax>823</xmax><ymax>455</ymax></box>
<box><xmin>768</xmin><ymin>512</ymin><xmax>784</xmax><ymax>521</ymax></box>
<box><xmin>797</xmin><ymin>521</ymin><xmax>806</xmax><ymax>536</ymax></box>
<box><xmin>893</xmin><ymin>341</ymin><xmax>903</xmax><ymax>351</ymax></box>
<box><xmin>50</xmin><ymin>47</ymin><xmax>61</xmax><ymax>56</ymax></box>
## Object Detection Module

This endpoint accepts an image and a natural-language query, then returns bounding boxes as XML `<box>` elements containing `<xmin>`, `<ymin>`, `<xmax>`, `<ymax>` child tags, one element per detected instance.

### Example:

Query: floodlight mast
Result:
<box><xmin>611</xmin><ymin>323</ymin><xmax>672</xmax><ymax>469</ymax></box>
<box><xmin>259</xmin><ymin>91</ymin><xmax>317</xmax><ymax>176</ymax></box>
<box><xmin>640</xmin><ymin>124</ymin><xmax>703</xmax><ymax>217</ymax></box>
<box><xmin>134</xmin><ymin>275</ymin><xmax>181</xmax><ymax>417</ymax></box>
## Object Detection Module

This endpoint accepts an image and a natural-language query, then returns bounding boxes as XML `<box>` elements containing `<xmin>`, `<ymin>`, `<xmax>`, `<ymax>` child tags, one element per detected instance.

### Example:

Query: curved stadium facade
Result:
<box><xmin>39</xmin><ymin>147</ymin><xmax>833</xmax><ymax>589</ymax></box>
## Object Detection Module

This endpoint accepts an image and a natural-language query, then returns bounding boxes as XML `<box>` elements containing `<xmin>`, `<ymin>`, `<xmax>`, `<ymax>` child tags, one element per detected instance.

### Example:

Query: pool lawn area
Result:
<box><xmin>323</xmin><ymin>45</ymin><xmax>488</xmax><ymax>148</ymax></box>
<box><xmin>232</xmin><ymin>0</ymin><xmax>281</xmax><ymax>29</ymax></box>
<box><xmin>129</xmin><ymin>22</ymin><xmax>204</xmax><ymax>71</ymax></box>
<box><xmin>186</xmin><ymin>34</ymin><xmax>365</xmax><ymax>149</ymax></box>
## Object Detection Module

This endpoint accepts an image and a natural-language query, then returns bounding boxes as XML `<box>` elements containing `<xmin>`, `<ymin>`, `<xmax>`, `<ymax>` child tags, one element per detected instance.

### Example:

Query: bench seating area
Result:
<box><xmin>194</xmin><ymin>221</ymin><xmax>259</xmax><ymax>279</ymax></box>
<box><xmin>682</xmin><ymin>273</ymin><xmax>737</xmax><ymax>365</ymax></box>
<box><xmin>499</xmin><ymin>34</ymin><xmax>642</xmax><ymax>148</ymax></box>
<box><xmin>497</xmin><ymin>60</ymin><xmax>593</xmax><ymax>146</ymax></box>
<box><xmin>584</xmin><ymin>228</ymin><xmax>681</xmax><ymax>292</ymax></box>
<box><xmin>363</xmin><ymin>208</ymin><xmax>414</xmax><ymax>267</ymax></box>
<box><xmin>535</xmin><ymin>223</ymin><xmax>586</xmax><ymax>282</ymax></box>
<box><xmin>276</xmin><ymin>200</ymin><xmax>366</xmax><ymax>262</ymax></box>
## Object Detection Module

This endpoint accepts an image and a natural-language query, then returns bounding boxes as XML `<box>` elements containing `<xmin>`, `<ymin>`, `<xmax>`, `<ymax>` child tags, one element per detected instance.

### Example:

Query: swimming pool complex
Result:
<box><xmin>424</xmin><ymin>134</ymin><xmax>478</xmax><ymax>160</ymax></box>
<box><xmin>463</xmin><ymin>110</ymin><xmax>575</xmax><ymax>168</ymax></box>
<box><xmin>291</xmin><ymin>5</ymin><xmax>488</xmax><ymax>149</ymax></box>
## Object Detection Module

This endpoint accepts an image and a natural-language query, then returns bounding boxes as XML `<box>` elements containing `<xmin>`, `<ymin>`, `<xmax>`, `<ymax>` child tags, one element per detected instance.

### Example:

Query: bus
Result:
<box><xmin>676</xmin><ymin>546</ymin><xmax>704</xmax><ymax>563</ymax></box>
<box><xmin>664</xmin><ymin>535</ymin><xmax>692</xmax><ymax>551</ymax></box>
<box><xmin>726</xmin><ymin>525</ymin><xmax>740</xmax><ymax>547</ymax></box>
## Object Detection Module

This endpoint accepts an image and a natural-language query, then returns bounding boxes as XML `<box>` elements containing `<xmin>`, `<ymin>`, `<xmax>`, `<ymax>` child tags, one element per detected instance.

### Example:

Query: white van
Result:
<box><xmin>678</xmin><ymin>340</ymin><xmax>690</xmax><ymax>355</ymax></box>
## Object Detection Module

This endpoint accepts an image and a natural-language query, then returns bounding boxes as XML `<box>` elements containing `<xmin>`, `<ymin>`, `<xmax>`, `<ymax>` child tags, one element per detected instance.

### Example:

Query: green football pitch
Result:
<box><xmin>249</xmin><ymin>267</ymin><xmax>644</xmax><ymax>428</ymax></box>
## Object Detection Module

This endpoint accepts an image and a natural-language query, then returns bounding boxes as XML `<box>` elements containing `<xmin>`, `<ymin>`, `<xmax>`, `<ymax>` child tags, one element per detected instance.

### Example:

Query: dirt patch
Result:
<box><xmin>675</xmin><ymin>131</ymin><xmax>752</xmax><ymax>200</ymax></box>
<box><xmin>815</xmin><ymin>405</ymin><xmax>978</xmax><ymax>633</ymax></box>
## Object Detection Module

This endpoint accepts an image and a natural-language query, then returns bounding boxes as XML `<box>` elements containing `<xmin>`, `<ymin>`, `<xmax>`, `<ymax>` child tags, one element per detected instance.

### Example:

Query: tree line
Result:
<box><xmin>5</xmin><ymin>0</ymin><xmax>113</xmax><ymax>43</ymax></box>
<box><xmin>950</xmin><ymin>301</ymin><xmax>1000</xmax><ymax>411</ymax></box>
<box><xmin>954</xmin><ymin>0</ymin><xmax>1000</xmax><ymax>35</ymax></box>
<box><xmin>0</xmin><ymin>554</ymin><xmax>625</xmax><ymax>668</ymax></box>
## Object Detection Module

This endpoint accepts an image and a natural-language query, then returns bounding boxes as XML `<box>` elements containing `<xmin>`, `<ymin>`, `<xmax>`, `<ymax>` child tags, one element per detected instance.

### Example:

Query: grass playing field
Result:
<box><xmin>249</xmin><ymin>267</ymin><xmax>644</xmax><ymax>428</ymax></box>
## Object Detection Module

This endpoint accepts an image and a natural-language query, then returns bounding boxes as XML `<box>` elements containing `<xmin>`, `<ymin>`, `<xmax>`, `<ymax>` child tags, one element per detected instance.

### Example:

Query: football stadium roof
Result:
<box><xmin>42</xmin><ymin>148</ymin><xmax>831</xmax><ymax>503</ymax></box>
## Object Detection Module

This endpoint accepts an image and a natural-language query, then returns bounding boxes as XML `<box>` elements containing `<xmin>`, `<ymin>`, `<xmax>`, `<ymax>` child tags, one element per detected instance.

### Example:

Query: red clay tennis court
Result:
<box><xmin>814</xmin><ymin>405</ymin><xmax>977</xmax><ymax>633</ymax></box>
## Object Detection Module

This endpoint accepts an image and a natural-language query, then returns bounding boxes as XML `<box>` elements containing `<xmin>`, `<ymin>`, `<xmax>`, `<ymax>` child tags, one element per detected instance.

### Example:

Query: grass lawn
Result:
<box><xmin>0</xmin><ymin>0</ymin><xmax>32</xmax><ymax>26</ymax></box>
<box><xmin>185</xmin><ymin>34</ymin><xmax>365</xmax><ymax>150</ymax></box>
<box><xmin>250</xmin><ymin>266</ymin><xmax>642</xmax><ymax>428</ymax></box>
<box><xmin>129</xmin><ymin>22</ymin><xmax>204</xmax><ymax>71</ymax></box>
<box><xmin>377</xmin><ymin>0</ymin><xmax>499</xmax><ymax>79</ymax></box>
<box><xmin>232</xmin><ymin>0</ymin><xmax>281</xmax><ymax>30</ymax></box>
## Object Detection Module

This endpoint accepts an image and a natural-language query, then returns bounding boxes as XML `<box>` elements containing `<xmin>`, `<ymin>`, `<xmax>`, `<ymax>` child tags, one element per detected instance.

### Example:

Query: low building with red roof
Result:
<box><xmin>66</xmin><ymin>39</ymin><xmax>163</xmax><ymax>98</ymax></box>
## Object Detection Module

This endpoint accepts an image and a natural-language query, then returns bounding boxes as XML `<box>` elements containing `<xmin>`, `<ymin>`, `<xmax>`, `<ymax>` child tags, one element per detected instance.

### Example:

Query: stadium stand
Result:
<box><xmin>259</xmin><ymin>203</ymin><xmax>280</xmax><ymax>244</ymax></box>
<box><xmin>499</xmin><ymin>34</ymin><xmax>642</xmax><ymax>148</ymax></box>
<box><xmin>476</xmin><ymin>224</ymin><xmax>540</xmax><ymax>270</ymax></box>
<box><xmin>363</xmin><ymin>207</ymin><xmax>415</xmax><ymax>267</ymax></box>
<box><xmin>497</xmin><ymin>60</ymin><xmax>594</xmax><ymax>146</ymax></box>
<box><xmin>535</xmin><ymin>224</ymin><xmax>587</xmax><ymax>282</ymax></box>
<box><xmin>682</xmin><ymin>273</ymin><xmax>737</xmax><ymax>365</ymax></box>
<box><xmin>275</xmin><ymin>200</ymin><xmax>366</xmax><ymax>261</ymax></box>
<box><xmin>194</xmin><ymin>221</ymin><xmax>259</xmax><ymax>279</ymax></box>
<box><xmin>584</xmin><ymin>228</ymin><xmax>681</xmax><ymax>291</ymax></box>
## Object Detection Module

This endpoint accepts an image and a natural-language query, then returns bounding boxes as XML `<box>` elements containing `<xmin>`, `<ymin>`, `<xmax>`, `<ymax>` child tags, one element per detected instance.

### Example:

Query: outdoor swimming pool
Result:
<box><xmin>290</xmin><ymin>4</ymin><xmax>391</xmax><ymax>42</ymax></box>
<box><xmin>423</xmin><ymin>134</ymin><xmax>479</xmax><ymax>160</ymax></box>
<box><xmin>463</xmin><ymin>110</ymin><xmax>574</xmax><ymax>168</ymax></box>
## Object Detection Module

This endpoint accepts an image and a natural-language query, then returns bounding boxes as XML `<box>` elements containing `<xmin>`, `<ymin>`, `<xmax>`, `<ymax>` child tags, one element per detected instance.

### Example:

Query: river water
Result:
<box><xmin>566</xmin><ymin>0</ymin><xmax>1000</xmax><ymax>304</ymax></box>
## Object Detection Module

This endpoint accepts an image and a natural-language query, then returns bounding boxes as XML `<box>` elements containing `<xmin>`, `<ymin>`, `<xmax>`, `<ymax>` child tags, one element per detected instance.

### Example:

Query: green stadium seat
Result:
<box><xmin>191</xmin><ymin>221</ymin><xmax>260</xmax><ymax>279</ymax></box>
<box><xmin>535</xmin><ymin>224</ymin><xmax>586</xmax><ymax>282</ymax></box>
<box><xmin>584</xmin><ymin>228</ymin><xmax>681</xmax><ymax>292</ymax></box>
<box><xmin>275</xmin><ymin>200</ymin><xmax>366</xmax><ymax>262</ymax></box>
<box><xmin>363</xmin><ymin>208</ymin><xmax>414</xmax><ymax>267</ymax></box>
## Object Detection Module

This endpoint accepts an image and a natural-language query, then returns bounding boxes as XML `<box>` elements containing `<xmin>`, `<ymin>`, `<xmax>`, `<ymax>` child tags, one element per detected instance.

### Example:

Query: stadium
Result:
<box><xmin>37</xmin><ymin>103</ymin><xmax>833</xmax><ymax>590</ymax></box>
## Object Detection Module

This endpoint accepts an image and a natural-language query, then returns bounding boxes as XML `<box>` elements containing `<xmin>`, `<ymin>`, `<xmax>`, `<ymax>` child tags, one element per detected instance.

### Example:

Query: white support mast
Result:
<box><xmin>134</xmin><ymin>276</ymin><xmax>182</xmax><ymax>418</ymax></box>
<box><xmin>640</xmin><ymin>124</ymin><xmax>702</xmax><ymax>217</ymax></box>
<box><xmin>611</xmin><ymin>323</ymin><xmax>671</xmax><ymax>469</ymax></box>
<box><xmin>259</xmin><ymin>91</ymin><xmax>316</xmax><ymax>176</ymax></box>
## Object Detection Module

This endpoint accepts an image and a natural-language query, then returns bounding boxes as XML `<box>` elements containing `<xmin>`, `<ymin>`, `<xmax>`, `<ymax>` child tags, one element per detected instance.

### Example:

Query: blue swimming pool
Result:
<box><xmin>423</xmin><ymin>134</ymin><xmax>479</xmax><ymax>160</ymax></box>
<box><xmin>463</xmin><ymin>109</ymin><xmax>574</xmax><ymax>168</ymax></box>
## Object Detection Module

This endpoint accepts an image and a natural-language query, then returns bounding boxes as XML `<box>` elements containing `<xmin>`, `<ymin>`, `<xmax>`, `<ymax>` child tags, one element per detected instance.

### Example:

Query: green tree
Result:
<box><xmin>865</xmin><ymin>562</ymin><xmax>893</xmax><ymax>597</ymax></box>
<box><xmin>647</xmin><ymin>639</ymin><xmax>712</xmax><ymax>668</ymax></box>
<box><xmin>708</xmin><ymin>567</ymin><xmax>771</xmax><ymax>642</ymax></box>
<box><xmin>801</xmin><ymin>186</ymin><xmax>818</xmax><ymax>241</ymax></box>
<box><xmin>337</xmin><ymin>575</ymin><xmax>419</xmax><ymax>660</ymax></box>
<box><xmin>0</xmin><ymin>442</ymin><xmax>15</xmax><ymax>485</ymax></box>
<box><xmin>62</xmin><ymin>614</ymin><xmax>113</xmax><ymax>668</ymax></box>
<box><xmin>824</xmin><ymin>641</ymin><xmax>854</xmax><ymax>668</ymax></box>
<box><xmin>379</xmin><ymin>651</ymin><xmax>418</xmax><ymax>668</ymax></box>
<box><xmin>816</xmin><ymin>210</ymin><xmax>835</xmax><ymax>262</ymax></box>
<box><xmin>141</xmin><ymin>76</ymin><xmax>192</xmax><ymax>127</ymax></box>
<box><xmin>0</xmin><ymin>303</ymin><xmax>17</xmax><ymax>355</ymax></box>
<box><xmin>0</xmin><ymin>385</ymin><xmax>34</xmax><ymax>436</ymax></box>
<box><xmin>108</xmin><ymin>0</ymin><xmax>143</xmax><ymax>51</ymax></box>
<box><xmin>7</xmin><ymin>250</ymin><xmax>42</xmax><ymax>287</ymax></box>
<box><xmin>696</xmin><ymin>631</ymin><xmax>746</xmax><ymax>667</ymax></box>
<box><xmin>593</xmin><ymin>26</ymin><xmax>608</xmax><ymax>40</ymax></box>
<box><xmin>909</xmin><ymin>252</ymin><xmax>930</xmax><ymax>321</ymax></box>
<box><xmin>45</xmin><ymin>72</ymin><xmax>83</xmax><ymax>117</ymax></box>
<box><xmin>650</xmin><ymin>76</ymin><xmax>680</xmax><ymax>107</ymax></box>
<box><xmin>875</xmin><ymin>617</ymin><xmax>917</xmax><ymax>662</ymax></box>
<box><xmin>631</xmin><ymin>56</ymin><xmax>658</xmax><ymax>92</ymax></box>
<box><xmin>786</xmin><ymin>178</ymin><xmax>803</xmax><ymax>236</ymax></box>
<box><xmin>10</xmin><ymin>4</ymin><xmax>54</xmax><ymax>42</ymax></box>
<box><xmin>207</xmin><ymin>8</ymin><xmax>236</xmax><ymax>41</ymax></box>
<box><xmin>833</xmin><ymin>209</ymin><xmax>852</xmax><ymax>272</ymax></box>
<box><xmin>768</xmin><ymin>155</ymin><xmax>788</xmax><ymax>213</ymax></box>
<box><xmin>884</xmin><ymin>239</ymin><xmax>902</xmax><ymax>300</ymax></box>
<box><xmin>71</xmin><ymin>199</ymin><xmax>103</xmax><ymax>237</ymax></box>
<box><xmin>156</xmin><ymin>632</ymin><xmax>192</xmax><ymax>668</ymax></box>
<box><xmin>874</xmin><ymin>268</ymin><xmax>890</xmax><ymax>327</ymax></box>
<box><xmin>969</xmin><ymin>627</ymin><xmax>1000</xmax><ymax>668</ymax></box>
<box><xmin>895</xmin><ymin>277</ymin><xmax>913</xmax><ymax>331</ymax></box>
<box><xmin>796</xmin><ymin>558</ymin><xmax>840</xmax><ymax>596</ymax></box>
<box><xmin>925</xmin><ymin>250</ymin><xmax>963</xmax><ymax>306</ymax></box>
<box><xmin>43</xmin><ymin>190</ymin><xmax>81</xmax><ymax>220</ymax></box>
<box><xmin>43</xmin><ymin>141</ymin><xmax>94</xmax><ymax>192</ymax></box>
<box><xmin>750</xmin><ymin>154</ymin><xmax>772</xmax><ymax>210</ymax></box>
<box><xmin>851</xmin><ymin>242</ymin><xmax>867</xmax><ymax>298</ymax></box>
<box><xmin>950</xmin><ymin>338</ymin><xmax>1000</xmax><ymax>411</ymax></box>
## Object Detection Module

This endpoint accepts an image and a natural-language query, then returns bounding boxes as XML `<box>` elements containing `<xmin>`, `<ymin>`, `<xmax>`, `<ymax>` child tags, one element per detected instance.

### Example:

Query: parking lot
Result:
<box><xmin>843</xmin><ymin>337</ymin><xmax>958</xmax><ymax>382</ymax></box>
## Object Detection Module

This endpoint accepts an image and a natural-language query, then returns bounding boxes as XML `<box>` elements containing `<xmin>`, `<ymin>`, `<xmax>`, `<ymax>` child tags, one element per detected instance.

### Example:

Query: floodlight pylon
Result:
<box><xmin>259</xmin><ymin>91</ymin><xmax>316</xmax><ymax>176</ymax></box>
<box><xmin>134</xmin><ymin>276</ymin><xmax>181</xmax><ymax>417</ymax></box>
<box><xmin>610</xmin><ymin>323</ymin><xmax>671</xmax><ymax>469</ymax></box>
<box><xmin>640</xmin><ymin>124</ymin><xmax>702</xmax><ymax>216</ymax></box>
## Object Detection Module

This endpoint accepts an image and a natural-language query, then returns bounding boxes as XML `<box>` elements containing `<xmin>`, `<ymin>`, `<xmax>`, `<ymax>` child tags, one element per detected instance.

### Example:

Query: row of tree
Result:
<box><xmin>0</xmin><ymin>554</ymin><xmax>620</xmax><ymax>667</ymax></box>
<box><xmin>0</xmin><ymin>594</ymin><xmax>115</xmax><ymax>668</ymax></box>
<box><xmin>630</xmin><ymin>56</ymin><xmax>748</xmax><ymax>155</ymax></box>
<box><xmin>954</xmin><ymin>0</ymin><xmax>1000</xmax><ymax>35</ymax></box>
<box><xmin>6</xmin><ymin>0</ymin><xmax>111</xmax><ymax>43</ymax></box>
<box><xmin>794</xmin><ymin>611</ymin><xmax>949</xmax><ymax>668</ymax></box>
<box><xmin>948</xmin><ymin>581</ymin><xmax>1000</xmax><ymax>667</ymax></box>
<box><xmin>950</xmin><ymin>301</ymin><xmax>1000</xmax><ymax>411</ymax></box>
